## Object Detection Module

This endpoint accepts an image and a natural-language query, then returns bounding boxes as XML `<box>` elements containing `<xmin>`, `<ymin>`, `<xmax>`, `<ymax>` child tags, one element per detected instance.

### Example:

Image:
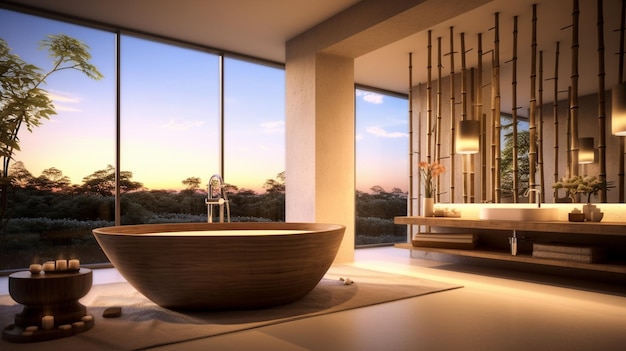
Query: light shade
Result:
<box><xmin>578</xmin><ymin>137</ymin><xmax>595</xmax><ymax>164</ymax></box>
<box><xmin>612</xmin><ymin>82</ymin><xmax>626</xmax><ymax>136</ymax></box>
<box><xmin>455</xmin><ymin>120</ymin><xmax>480</xmax><ymax>154</ymax></box>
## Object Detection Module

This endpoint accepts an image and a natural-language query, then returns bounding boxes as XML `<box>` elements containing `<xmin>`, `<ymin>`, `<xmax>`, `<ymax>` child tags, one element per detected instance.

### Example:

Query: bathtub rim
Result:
<box><xmin>92</xmin><ymin>222</ymin><xmax>345</xmax><ymax>237</ymax></box>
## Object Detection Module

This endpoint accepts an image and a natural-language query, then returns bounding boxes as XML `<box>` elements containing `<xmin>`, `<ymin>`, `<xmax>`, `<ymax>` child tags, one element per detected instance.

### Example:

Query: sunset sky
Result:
<box><xmin>1</xmin><ymin>8</ymin><xmax>408</xmax><ymax>194</ymax></box>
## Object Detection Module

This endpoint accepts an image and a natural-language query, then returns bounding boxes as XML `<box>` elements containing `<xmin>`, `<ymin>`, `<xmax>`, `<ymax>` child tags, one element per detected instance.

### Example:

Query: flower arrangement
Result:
<box><xmin>419</xmin><ymin>161</ymin><xmax>445</xmax><ymax>198</ymax></box>
<box><xmin>552</xmin><ymin>175</ymin><xmax>612</xmax><ymax>203</ymax></box>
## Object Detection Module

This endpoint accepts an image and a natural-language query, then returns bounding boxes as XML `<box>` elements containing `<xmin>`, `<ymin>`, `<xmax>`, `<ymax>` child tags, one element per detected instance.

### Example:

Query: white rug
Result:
<box><xmin>0</xmin><ymin>265</ymin><xmax>461</xmax><ymax>351</ymax></box>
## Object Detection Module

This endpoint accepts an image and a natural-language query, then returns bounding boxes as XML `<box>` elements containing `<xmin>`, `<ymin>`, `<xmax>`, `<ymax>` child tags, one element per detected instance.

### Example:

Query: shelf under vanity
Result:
<box><xmin>394</xmin><ymin>216</ymin><xmax>626</xmax><ymax>275</ymax></box>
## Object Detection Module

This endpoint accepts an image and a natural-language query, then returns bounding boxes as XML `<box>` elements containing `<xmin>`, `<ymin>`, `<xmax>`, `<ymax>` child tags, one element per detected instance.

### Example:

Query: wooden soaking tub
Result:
<box><xmin>92</xmin><ymin>222</ymin><xmax>345</xmax><ymax>310</ymax></box>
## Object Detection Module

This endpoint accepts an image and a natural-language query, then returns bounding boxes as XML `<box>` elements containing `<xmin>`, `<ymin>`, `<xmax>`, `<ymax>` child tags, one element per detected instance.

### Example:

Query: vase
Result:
<box><xmin>582</xmin><ymin>203</ymin><xmax>596</xmax><ymax>221</ymax></box>
<box><xmin>422</xmin><ymin>197</ymin><xmax>434</xmax><ymax>217</ymax></box>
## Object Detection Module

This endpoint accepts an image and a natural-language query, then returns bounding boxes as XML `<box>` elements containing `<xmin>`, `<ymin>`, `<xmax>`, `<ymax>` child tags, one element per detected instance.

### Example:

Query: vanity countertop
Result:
<box><xmin>394</xmin><ymin>216</ymin><xmax>626</xmax><ymax>236</ymax></box>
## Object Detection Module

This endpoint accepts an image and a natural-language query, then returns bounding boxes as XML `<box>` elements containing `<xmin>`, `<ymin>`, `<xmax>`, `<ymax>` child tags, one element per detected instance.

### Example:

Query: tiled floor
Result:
<box><xmin>2</xmin><ymin>246</ymin><xmax>625</xmax><ymax>350</ymax></box>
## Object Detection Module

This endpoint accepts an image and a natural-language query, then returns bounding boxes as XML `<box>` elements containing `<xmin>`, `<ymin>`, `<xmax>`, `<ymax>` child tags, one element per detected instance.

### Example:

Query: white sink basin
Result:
<box><xmin>479</xmin><ymin>207</ymin><xmax>560</xmax><ymax>221</ymax></box>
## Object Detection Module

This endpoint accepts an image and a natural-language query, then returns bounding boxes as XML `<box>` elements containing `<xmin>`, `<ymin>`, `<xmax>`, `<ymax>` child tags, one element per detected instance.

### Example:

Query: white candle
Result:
<box><xmin>42</xmin><ymin>261</ymin><xmax>55</xmax><ymax>272</ymax></box>
<box><xmin>29</xmin><ymin>264</ymin><xmax>42</xmax><ymax>274</ymax></box>
<box><xmin>56</xmin><ymin>259</ymin><xmax>67</xmax><ymax>271</ymax></box>
<box><xmin>81</xmin><ymin>315</ymin><xmax>93</xmax><ymax>323</ymax></box>
<box><xmin>42</xmin><ymin>315</ymin><xmax>54</xmax><ymax>330</ymax></box>
<box><xmin>68</xmin><ymin>259</ymin><xmax>80</xmax><ymax>270</ymax></box>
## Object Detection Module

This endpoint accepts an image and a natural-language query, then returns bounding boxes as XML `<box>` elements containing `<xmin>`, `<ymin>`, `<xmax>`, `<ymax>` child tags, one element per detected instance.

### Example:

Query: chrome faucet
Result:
<box><xmin>524</xmin><ymin>187</ymin><xmax>541</xmax><ymax>208</ymax></box>
<box><xmin>206</xmin><ymin>174</ymin><xmax>230</xmax><ymax>223</ymax></box>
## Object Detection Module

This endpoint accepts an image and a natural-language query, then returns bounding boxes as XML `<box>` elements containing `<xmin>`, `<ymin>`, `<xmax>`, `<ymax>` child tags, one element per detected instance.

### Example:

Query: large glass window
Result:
<box><xmin>0</xmin><ymin>8</ymin><xmax>289</xmax><ymax>272</ymax></box>
<box><xmin>0</xmin><ymin>9</ymin><xmax>115</xmax><ymax>270</ymax></box>
<box><xmin>355</xmin><ymin>88</ymin><xmax>408</xmax><ymax>245</ymax></box>
<box><xmin>119</xmin><ymin>36</ymin><xmax>220</xmax><ymax>224</ymax></box>
<box><xmin>223</xmin><ymin>58</ymin><xmax>285</xmax><ymax>221</ymax></box>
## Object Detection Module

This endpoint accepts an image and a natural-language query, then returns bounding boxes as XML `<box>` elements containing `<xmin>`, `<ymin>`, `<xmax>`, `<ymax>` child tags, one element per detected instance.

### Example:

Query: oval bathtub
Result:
<box><xmin>92</xmin><ymin>222</ymin><xmax>345</xmax><ymax>310</ymax></box>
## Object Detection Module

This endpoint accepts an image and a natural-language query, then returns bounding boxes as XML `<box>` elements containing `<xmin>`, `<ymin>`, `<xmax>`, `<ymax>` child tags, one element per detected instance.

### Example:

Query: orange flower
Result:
<box><xmin>419</xmin><ymin>161</ymin><xmax>445</xmax><ymax>198</ymax></box>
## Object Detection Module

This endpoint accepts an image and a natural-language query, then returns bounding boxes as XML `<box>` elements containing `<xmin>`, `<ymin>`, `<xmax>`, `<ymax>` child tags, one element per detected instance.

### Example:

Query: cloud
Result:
<box><xmin>52</xmin><ymin>104</ymin><xmax>82</xmax><ymax>112</ymax></box>
<box><xmin>161</xmin><ymin>118</ymin><xmax>204</xmax><ymax>130</ymax></box>
<box><xmin>46</xmin><ymin>90</ymin><xmax>82</xmax><ymax>112</ymax></box>
<box><xmin>366</xmin><ymin>126</ymin><xmax>408</xmax><ymax>138</ymax></box>
<box><xmin>47</xmin><ymin>91</ymin><xmax>81</xmax><ymax>103</ymax></box>
<box><xmin>261</xmin><ymin>120</ymin><xmax>285</xmax><ymax>134</ymax></box>
<box><xmin>357</xmin><ymin>91</ymin><xmax>384</xmax><ymax>104</ymax></box>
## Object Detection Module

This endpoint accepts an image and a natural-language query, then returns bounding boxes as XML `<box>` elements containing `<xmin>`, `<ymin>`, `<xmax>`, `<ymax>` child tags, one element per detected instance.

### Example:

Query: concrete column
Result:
<box><xmin>286</xmin><ymin>52</ymin><xmax>355</xmax><ymax>263</ymax></box>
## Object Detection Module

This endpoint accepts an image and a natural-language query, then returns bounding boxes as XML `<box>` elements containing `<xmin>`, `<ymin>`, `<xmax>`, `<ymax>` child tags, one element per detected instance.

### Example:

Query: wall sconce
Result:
<box><xmin>456</xmin><ymin>120</ymin><xmax>480</xmax><ymax>154</ymax></box>
<box><xmin>612</xmin><ymin>82</ymin><xmax>626</xmax><ymax>136</ymax></box>
<box><xmin>578</xmin><ymin>137</ymin><xmax>595</xmax><ymax>164</ymax></box>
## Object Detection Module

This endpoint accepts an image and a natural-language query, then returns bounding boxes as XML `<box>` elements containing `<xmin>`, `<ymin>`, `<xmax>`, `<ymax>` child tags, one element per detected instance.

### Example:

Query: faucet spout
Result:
<box><xmin>524</xmin><ymin>187</ymin><xmax>541</xmax><ymax>208</ymax></box>
<box><xmin>206</xmin><ymin>174</ymin><xmax>230</xmax><ymax>223</ymax></box>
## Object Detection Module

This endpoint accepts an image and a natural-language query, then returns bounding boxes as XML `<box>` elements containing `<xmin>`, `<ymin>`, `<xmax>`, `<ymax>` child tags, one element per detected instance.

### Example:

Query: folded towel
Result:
<box><xmin>532</xmin><ymin>242</ymin><xmax>605</xmax><ymax>256</ymax></box>
<box><xmin>532</xmin><ymin>250</ymin><xmax>605</xmax><ymax>263</ymax></box>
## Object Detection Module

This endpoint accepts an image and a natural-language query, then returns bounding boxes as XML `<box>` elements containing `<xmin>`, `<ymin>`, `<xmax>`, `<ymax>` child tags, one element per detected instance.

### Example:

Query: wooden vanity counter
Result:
<box><xmin>394</xmin><ymin>216</ymin><xmax>626</xmax><ymax>236</ymax></box>
<box><xmin>394</xmin><ymin>216</ymin><xmax>626</xmax><ymax>276</ymax></box>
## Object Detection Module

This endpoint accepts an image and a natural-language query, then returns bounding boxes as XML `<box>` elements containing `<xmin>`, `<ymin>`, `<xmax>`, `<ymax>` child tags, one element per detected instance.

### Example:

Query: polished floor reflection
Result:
<box><xmin>2</xmin><ymin>246</ymin><xmax>625</xmax><ymax>350</ymax></box>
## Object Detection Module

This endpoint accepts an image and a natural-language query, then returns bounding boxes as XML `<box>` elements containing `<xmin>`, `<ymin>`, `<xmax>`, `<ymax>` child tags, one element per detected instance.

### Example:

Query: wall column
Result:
<box><xmin>286</xmin><ymin>51</ymin><xmax>355</xmax><ymax>263</ymax></box>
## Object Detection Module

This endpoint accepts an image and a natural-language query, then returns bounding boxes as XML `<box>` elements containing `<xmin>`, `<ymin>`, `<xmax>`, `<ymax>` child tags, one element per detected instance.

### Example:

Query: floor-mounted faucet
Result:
<box><xmin>206</xmin><ymin>174</ymin><xmax>230</xmax><ymax>223</ymax></box>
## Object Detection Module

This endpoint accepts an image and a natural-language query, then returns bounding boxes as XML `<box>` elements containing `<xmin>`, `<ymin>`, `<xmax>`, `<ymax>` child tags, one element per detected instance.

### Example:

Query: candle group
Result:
<box><xmin>18</xmin><ymin>314</ymin><xmax>95</xmax><ymax>338</ymax></box>
<box><xmin>30</xmin><ymin>259</ymin><xmax>80</xmax><ymax>274</ymax></box>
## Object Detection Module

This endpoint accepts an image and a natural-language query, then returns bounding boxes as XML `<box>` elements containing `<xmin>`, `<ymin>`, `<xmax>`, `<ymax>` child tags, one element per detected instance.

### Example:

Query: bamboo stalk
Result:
<box><xmin>408</xmin><ymin>53</ymin><xmax>415</xmax><ymax>234</ymax></box>
<box><xmin>427</xmin><ymin>31</ymin><xmax>433</xmax><ymax>165</ymax></box>
<box><xmin>469</xmin><ymin>67</ymin><xmax>476</xmax><ymax>203</ymax></box>
<box><xmin>423</xmin><ymin>31</ymin><xmax>433</xmax><ymax>227</ymax></box>
<box><xmin>529</xmin><ymin>5</ymin><xmax>538</xmax><ymax>199</ymax></box>
<box><xmin>553</xmin><ymin>42</ymin><xmax>561</xmax><ymax>200</ymax></box>
<box><xmin>423</xmin><ymin>31</ymin><xmax>432</xmax><ymax>222</ymax></box>
<box><xmin>512</xmin><ymin>16</ymin><xmax>519</xmax><ymax>202</ymax></box>
<box><xmin>478</xmin><ymin>33</ymin><xmax>487</xmax><ymax>202</ymax></box>
<box><xmin>597</xmin><ymin>0</ymin><xmax>607</xmax><ymax>202</ymax></box>
<box><xmin>538</xmin><ymin>50</ymin><xmax>545</xmax><ymax>201</ymax></box>
<box><xmin>449</xmin><ymin>26</ymin><xmax>456</xmax><ymax>203</ymax></box>
<box><xmin>461</xmin><ymin>32</ymin><xmax>469</xmax><ymax>203</ymax></box>
<box><xmin>618</xmin><ymin>0</ymin><xmax>626</xmax><ymax>203</ymax></box>
<box><xmin>570</xmin><ymin>0</ymin><xmax>580</xmax><ymax>177</ymax></box>
<box><xmin>493</xmin><ymin>12</ymin><xmax>502</xmax><ymax>203</ymax></box>
<box><xmin>567</xmin><ymin>87</ymin><xmax>572</xmax><ymax>179</ymax></box>
<box><xmin>436</xmin><ymin>37</ymin><xmax>443</xmax><ymax>202</ymax></box>
<box><xmin>491</xmin><ymin>48</ymin><xmax>496</xmax><ymax>203</ymax></box>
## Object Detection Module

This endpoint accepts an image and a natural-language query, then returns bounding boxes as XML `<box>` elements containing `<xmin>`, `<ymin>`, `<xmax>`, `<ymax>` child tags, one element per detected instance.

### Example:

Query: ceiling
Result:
<box><xmin>3</xmin><ymin>0</ymin><xmax>623</xmax><ymax>112</ymax></box>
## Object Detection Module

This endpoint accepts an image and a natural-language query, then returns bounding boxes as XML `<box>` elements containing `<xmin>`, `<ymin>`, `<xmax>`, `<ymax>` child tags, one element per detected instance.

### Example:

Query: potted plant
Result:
<box><xmin>553</xmin><ymin>175</ymin><xmax>612</xmax><ymax>221</ymax></box>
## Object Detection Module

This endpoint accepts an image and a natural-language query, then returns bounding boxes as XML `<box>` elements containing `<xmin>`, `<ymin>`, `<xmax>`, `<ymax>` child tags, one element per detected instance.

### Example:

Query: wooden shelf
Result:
<box><xmin>394</xmin><ymin>216</ymin><xmax>626</xmax><ymax>276</ymax></box>
<box><xmin>395</xmin><ymin>243</ymin><xmax>626</xmax><ymax>274</ymax></box>
<box><xmin>394</xmin><ymin>216</ymin><xmax>626</xmax><ymax>236</ymax></box>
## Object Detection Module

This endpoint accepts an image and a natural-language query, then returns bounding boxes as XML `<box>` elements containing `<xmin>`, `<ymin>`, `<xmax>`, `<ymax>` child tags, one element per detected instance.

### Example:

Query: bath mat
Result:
<box><xmin>0</xmin><ymin>265</ymin><xmax>461</xmax><ymax>351</ymax></box>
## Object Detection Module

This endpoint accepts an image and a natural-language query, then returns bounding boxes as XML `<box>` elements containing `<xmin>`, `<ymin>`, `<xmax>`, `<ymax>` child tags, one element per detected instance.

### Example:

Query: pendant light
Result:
<box><xmin>455</xmin><ymin>119</ymin><xmax>480</xmax><ymax>154</ymax></box>
<box><xmin>578</xmin><ymin>137</ymin><xmax>595</xmax><ymax>164</ymax></box>
<box><xmin>611</xmin><ymin>82</ymin><xmax>626</xmax><ymax>136</ymax></box>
